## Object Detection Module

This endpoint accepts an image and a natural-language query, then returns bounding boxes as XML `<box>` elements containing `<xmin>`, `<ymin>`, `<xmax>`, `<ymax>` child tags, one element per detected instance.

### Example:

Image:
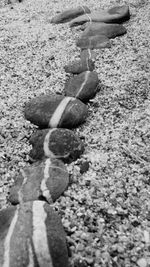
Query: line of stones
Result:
<box><xmin>0</xmin><ymin>4</ymin><xmax>130</xmax><ymax>267</ymax></box>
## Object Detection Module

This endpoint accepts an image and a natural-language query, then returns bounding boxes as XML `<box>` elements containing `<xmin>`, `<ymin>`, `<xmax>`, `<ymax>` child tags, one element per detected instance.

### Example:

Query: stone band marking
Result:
<box><xmin>40</xmin><ymin>159</ymin><xmax>53</xmax><ymax>204</ymax></box>
<box><xmin>18</xmin><ymin>169</ymin><xmax>28</xmax><ymax>203</ymax></box>
<box><xmin>81</xmin><ymin>6</ymin><xmax>92</xmax><ymax>23</ymax></box>
<box><xmin>49</xmin><ymin>97</ymin><xmax>74</xmax><ymax>128</ymax></box>
<box><xmin>76</xmin><ymin>71</ymin><xmax>90</xmax><ymax>98</ymax></box>
<box><xmin>3</xmin><ymin>207</ymin><xmax>19</xmax><ymax>267</ymax></box>
<box><xmin>43</xmin><ymin>129</ymin><xmax>56</xmax><ymax>158</ymax></box>
<box><xmin>32</xmin><ymin>201</ymin><xmax>53</xmax><ymax>267</ymax></box>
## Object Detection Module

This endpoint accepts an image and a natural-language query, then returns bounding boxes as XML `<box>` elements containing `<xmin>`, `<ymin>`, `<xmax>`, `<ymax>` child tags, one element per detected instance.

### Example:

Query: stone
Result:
<box><xmin>69</xmin><ymin>5</ymin><xmax>130</xmax><ymax>27</ymax></box>
<box><xmin>29</xmin><ymin>128</ymin><xmax>85</xmax><ymax>163</ymax></box>
<box><xmin>76</xmin><ymin>35</ymin><xmax>111</xmax><ymax>50</ymax></box>
<box><xmin>80</xmin><ymin>49</ymin><xmax>97</xmax><ymax>62</ymax></box>
<box><xmin>64</xmin><ymin>59</ymin><xmax>95</xmax><ymax>74</ymax></box>
<box><xmin>8</xmin><ymin>158</ymin><xmax>69</xmax><ymax>205</ymax></box>
<box><xmin>24</xmin><ymin>95</ymin><xmax>88</xmax><ymax>129</ymax></box>
<box><xmin>0</xmin><ymin>201</ymin><xmax>69</xmax><ymax>267</ymax></box>
<box><xmin>81</xmin><ymin>22</ymin><xmax>127</xmax><ymax>39</ymax></box>
<box><xmin>80</xmin><ymin>161</ymin><xmax>90</xmax><ymax>174</ymax></box>
<box><xmin>64</xmin><ymin>71</ymin><xmax>99</xmax><ymax>102</ymax></box>
<box><xmin>50</xmin><ymin>6</ymin><xmax>91</xmax><ymax>24</ymax></box>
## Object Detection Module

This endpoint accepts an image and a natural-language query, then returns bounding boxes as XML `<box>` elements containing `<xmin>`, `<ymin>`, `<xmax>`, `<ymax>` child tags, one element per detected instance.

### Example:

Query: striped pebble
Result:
<box><xmin>50</xmin><ymin>6</ymin><xmax>91</xmax><ymax>24</ymax></box>
<box><xmin>9</xmin><ymin>158</ymin><xmax>69</xmax><ymax>205</ymax></box>
<box><xmin>24</xmin><ymin>95</ymin><xmax>88</xmax><ymax>129</ymax></box>
<box><xmin>76</xmin><ymin>35</ymin><xmax>111</xmax><ymax>50</ymax></box>
<box><xmin>80</xmin><ymin>49</ymin><xmax>97</xmax><ymax>62</ymax></box>
<box><xmin>64</xmin><ymin>71</ymin><xmax>99</xmax><ymax>102</ymax></box>
<box><xmin>0</xmin><ymin>201</ymin><xmax>69</xmax><ymax>267</ymax></box>
<box><xmin>29</xmin><ymin>128</ymin><xmax>84</xmax><ymax>163</ymax></box>
<box><xmin>64</xmin><ymin>58</ymin><xmax>95</xmax><ymax>74</ymax></box>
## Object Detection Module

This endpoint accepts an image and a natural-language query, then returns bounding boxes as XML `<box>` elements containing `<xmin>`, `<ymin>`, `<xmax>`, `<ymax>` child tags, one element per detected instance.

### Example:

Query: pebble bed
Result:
<box><xmin>0</xmin><ymin>0</ymin><xmax>150</xmax><ymax>266</ymax></box>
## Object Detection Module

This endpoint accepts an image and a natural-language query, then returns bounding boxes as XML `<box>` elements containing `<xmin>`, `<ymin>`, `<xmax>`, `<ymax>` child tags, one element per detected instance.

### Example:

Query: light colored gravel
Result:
<box><xmin>0</xmin><ymin>0</ymin><xmax>150</xmax><ymax>266</ymax></box>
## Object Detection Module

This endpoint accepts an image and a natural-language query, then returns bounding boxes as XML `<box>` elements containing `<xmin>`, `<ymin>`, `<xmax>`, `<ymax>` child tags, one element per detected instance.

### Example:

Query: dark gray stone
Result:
<box><xmin>9</xmin><ymin>158</ymin><xmax>69</xmax><ymax>204</ymax></box>
<box><xmin>64</xmin><ymin>71</ymin><xmax>99</xmax><ymax>102</ymax></box>
<box><xmin>0</xmin><ymin>201</ymin><xmax>69</xmax><ymax>267</ymax></box>
<box><xmin>24</xmin><ymin>95</ymin><xmax>88</xmax><ymax>129</ymax></box>
<box><xmin>29</xmin><ymin>128</ymin><xmax>85</xmax><ymax>163</ymax></box>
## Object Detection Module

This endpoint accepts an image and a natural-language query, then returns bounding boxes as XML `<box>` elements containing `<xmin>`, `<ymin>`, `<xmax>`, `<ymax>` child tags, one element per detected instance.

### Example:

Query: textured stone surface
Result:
<box><xmin>64</xmin><ymin>59</ymin><xmax>95</xmax><ymax>74</ymax></box>
<box><xmin>50</xmin><ymin>6</ymin><xmax>91</xmax><ymax>23</ymax></box>
<box><xmin>29</xmin><ymin>128</ymin><xmax>85</xmax><ymax>163</ymax></box>
<box><xmin>76</xmin><ymin>35</ymin><xmax>111</xmax><ymax>49</ymax></box>
<box><xmin>0</xmin><ymin>201</ymin><xmax>69</xmax><ymax>267</ymax></box>
<box><xmin>64</xmin><ymin>71</ymin><xmax>99</xmax><ymax>102</ymax></box>
<box><xmin>69</xmin><ymin>5</ymin><xmax>130</xmax><ymax>27</ymax></box>
<box><xmin>9</xmin><ymin>158</ymin><xmax>69</xmax><ymax>204</ymax></box>
<box><xmin>81</xmin><ymin>22</ymin><xmax>127</xmax><ymax>39</ymax></box>
<box><xmin>24</xmin><ymin>95</ymin><xmax>88</xmax><ymax>129</ymax></box>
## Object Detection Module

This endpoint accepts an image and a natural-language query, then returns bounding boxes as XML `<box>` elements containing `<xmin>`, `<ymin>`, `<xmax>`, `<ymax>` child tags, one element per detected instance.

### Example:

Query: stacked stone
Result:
<box><xmin>1</xmin><ymin>4</ymin><xmax>130</xmax><ymax>266</ymax></box>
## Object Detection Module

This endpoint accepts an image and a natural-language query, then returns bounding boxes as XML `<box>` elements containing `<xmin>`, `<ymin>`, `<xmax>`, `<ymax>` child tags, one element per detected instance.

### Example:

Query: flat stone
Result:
<box><xmin>64</xmin><ymin>71</ymin><xmax>99</xmax><ymax>102</ymax></box>
<box><xmin>76</xmin><ymin>35</ymin><xmax>111</xmax><ymax>49</ymax></box>
<box><xmin>64</xmin><ymin>59</ymin><xmax>95</xmax><ymax>74</ymax></box>
<box><xmin>24</xmin><ymin>95</ymin><xmax>88</xmax><ymax>129</ymax></box>
<box><xmin>81</xmin><ymin>22</ymin><xmax>127</xmax><ymax>38</ymax></box>
<box><xmin>9</xmin><ymin>158</ymin><xmax>69</xmax><ymax>205</ymax></box>
<box><xmin>29</xmin><ymin>128</ymin><xmax>85</xmax><ymax>163</ymax></box>
<box><xmin>0</xmin><ymin>201</ymin><xmax>69</xmax><ymax>267</ymax></box>
<box><xmin>50</xmin><ymin>6</ymin><xmax>91</xmax><ymax>23</ymax></box>
<box><xmin>69</xmin><ymin>5</ymin><xmax>130</xmax><ymax>27</ymax></box>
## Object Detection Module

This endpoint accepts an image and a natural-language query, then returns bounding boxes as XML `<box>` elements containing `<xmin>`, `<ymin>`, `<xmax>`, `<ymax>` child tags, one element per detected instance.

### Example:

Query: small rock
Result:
<box><xmin>50</xmin><ymin>6</ymin><xmax>91</xmax><ymax>23</ymax></box>
<box><xmin>24</xmin><ymin>95</ymin><xmax>88</xmax><ymax>128</ymax></box>
<box><xmin>69</xmin><ymin>5</ymin><xmax>130</xmax><ymax>27</ymax></box>
<box><xmin>81</xmin><ymin>22</ymin><xmax>127</xmax><ymax>39</ymax></box>
<box><xmin>0</xmin><ymin>201</ymin><xmax>69</xmax><ymax>267</ymax></box>
<box><xmin>9</xmin><ymin>158</ymin><xmax>69</xmax><ymax>204</ymax></box>
<box><xmin>29</xmin><ymin>128</ymin><xmax>85</xmax><ymax>163</ymax></box>
<box><xmin>64</xmin><ymin>71</ymin><xmax>99</xmax><ymax>102</ymax></box>
<box><xmin>64</xmin><ymin>59</ymin><xmax>95</xmax><ymax>74</ymax></box>
<box><xmin>137</xmin><ymin>258</ymin><xmax>147</xmax><ymax>267</ymax></box>
<box><xmin>80</xmin><ymin>161</ymin><xmax>90</xmax><ymax>174</ymax></box>
<box><xmin>76</xmin><ymin>35</ymin><xmax>111</xmax><ymax>50</ymax></box>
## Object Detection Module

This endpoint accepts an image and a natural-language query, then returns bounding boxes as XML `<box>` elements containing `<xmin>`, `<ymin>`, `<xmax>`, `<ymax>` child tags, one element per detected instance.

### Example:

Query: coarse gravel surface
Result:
<box><xmin>0</xmin><ymin>0</ymin><xmax>150</xmax><ymax>266</ymax></box>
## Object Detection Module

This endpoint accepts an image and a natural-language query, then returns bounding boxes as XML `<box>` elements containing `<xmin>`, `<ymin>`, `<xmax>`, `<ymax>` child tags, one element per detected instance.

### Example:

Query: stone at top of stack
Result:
<box><xmin>50</xmin><ymin>6</ymin><xmax>91</xmax><ymax>24</ymax></box>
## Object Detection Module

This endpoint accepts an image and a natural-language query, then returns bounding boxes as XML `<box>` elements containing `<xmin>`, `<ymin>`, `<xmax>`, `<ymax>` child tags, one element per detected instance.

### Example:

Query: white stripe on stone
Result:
<box><xmin>18</xmin><ymin>169</ymin><xmax>28</xmax><ymax>203</ymax></box>
<box><xmin>76</xmin><ymin>71</ymin><xmax>90</xmax><ymax>98</ymax></box>
<box><xmin>43</xmin><ymin>129</ymin><xmax>56</xmax><ymax>158</ymax></box>
<box><xmin>27</xmin><ymin>239</ymin><xmax>34</xmax><ymax>267</ymax></box>
<box><xmin>81</xmin><ymin>6</ymin><xmax>92</xmax><ymax>23</ymax></box>
<box><xmin>40</xmin><ymin>159</ymin><xmax>53</xmax><ymax>204</ymax></box>
<box><xmin>49</xmin><ymin>97</ymin><xmax>74</xmax><ymax>128</ymax></box>
<box><xmin>32</xmin><ymin>201</ymin><xmax>53</xmax><ymax>267</ymax></box>
<box><xmin>88</xmin><ymin>49</ymin><xmax>92</xmax><ymax>59</ymax></box>
<box><xmin>3</xmin><ymin>206</ymin><xmax>19</xmax><ymax>267</ymax></box>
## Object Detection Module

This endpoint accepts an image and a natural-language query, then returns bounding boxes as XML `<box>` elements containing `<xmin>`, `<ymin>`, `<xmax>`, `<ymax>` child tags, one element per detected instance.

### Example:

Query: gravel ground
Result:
<box><xmin>0</xmin><ymin>0</ymin><xmax>150</xmax><ymax>266</ymax></box>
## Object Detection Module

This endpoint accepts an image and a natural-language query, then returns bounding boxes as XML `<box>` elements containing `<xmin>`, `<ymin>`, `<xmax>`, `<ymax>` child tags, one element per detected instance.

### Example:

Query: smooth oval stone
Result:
<box><xmin>50</xmin><ymin>6</ymin><xmax>91</xmax><ymax>23</ymax></box>
<box><xmin>81</xmin><ymin>22</ymin><xmax>127</xmax><ymax>38</ymax></box>
<box><xmin>0</xmin><ymin>201</ymin><xmax>69</xmax><ymax>267</ymax></box>
<box><xmin>9</xmin><ymin>158</ymin><xmax>69</xmax><ymax>205</ymax></box>
<box><xmin>24</xmin><ymin>95</ymin><xmax>88</xmax><ymax>129</ymax></box>
<box><xmin>64</xmin><ymin>59</ymin><xmax>95</xmax><ymax>74</ymax></box>
<box><xmin>64</xmin><ymin>71</ymin><xmax>99</xmax><ymax>102</ymax></box>
<box><xmin>76</xmin><ymin>35</ymin><xmax>111</xmax><ymax>49</ymax></box>
<box><xmin>29</xmin><ymin>128</ymin><xmax>85</xmax><ymax>163</ymax></box>
<box><xmin>69</xmin><ymin>5</ymin><xmax>130</xmax><ymax>27</ymax></box>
